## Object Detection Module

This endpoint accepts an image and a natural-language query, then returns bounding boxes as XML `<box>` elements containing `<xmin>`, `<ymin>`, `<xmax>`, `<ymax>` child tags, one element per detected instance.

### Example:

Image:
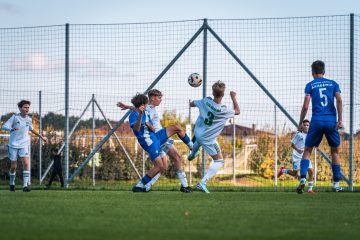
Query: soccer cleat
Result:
<box><xmin>10</xmin><ymin>185</ymin><xmax>15</xmax><ymax>192</ymax></box>
<box><xmin>188</xmin><ymin>149</ymin><xmax>201</xmax><ymax>161</ymax></box>
<box><xmin>132</xmin><ymin>186</ymin><xmax>146</xmax><ymax>193</ymax></box>
<box><xmin>23</xmin><ymin>187</ymin><xmax>31</xmax><ymax>192</ymax></box>
<box><xmin>180</xmin><ymin>186</ymin><xmax>192</xmax><ymax>193</ymax></box>
<box><xmin>196</xmin><ymin>182</ymin><xmax>210</xmax><ymax>194</ymax></box>
<box><xmin>296</xmin><ymin>183</ymin><xmax>305</xmax><ymax>194</ymax></box>
<box><xmin>277</xmin><ymin>167</ymin><xmax>285</xmax><ymax>178</ymax></box>
<box><xmin>332</xmin><ymin>186</ymin><xmax>344</xmax><ymax>192</ymax></box>
<box><xmin>307</xmin><ymin>189</ymin><xmax>315</xmax><ymax>194</ymax></box>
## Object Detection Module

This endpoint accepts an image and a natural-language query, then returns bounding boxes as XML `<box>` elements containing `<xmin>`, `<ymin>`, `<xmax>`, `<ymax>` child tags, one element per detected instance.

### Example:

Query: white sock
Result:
<box><xmin>308</xmin><ymin>181</ymin><xmax>313</xmax><ymax>190</ymax></box>
<box><xmin>23</xmin><ymin>171</ymin><xmax>30</xmax><ymax>187</ymax></box>
<box><xmin>333</xmin><ymin>181</ymin><xmax>339</xmax><ymax>188</ymax></box>
<box><xmin>135</xmin><ymin>180</ymin><xmax>144</xmax><ymax>188</ymax></box>
<box><xmin>144</xmin><ymin>173</ymin><xmax>161</xmax><ymax>190</ymax></box>
<box><xmin>201</xmin><ymin>160</ymin><xmax>224</xmax><ymax>184</ymax></box>
<box><xmin>9</xmin><ymin>172</ymin><xmax>16</xmax><ymax>186</ymax></box>
<box><xmin>191</xmin><ymin>141</ymin><xmax>200</xmax><ymax>154</ymax></box>
<box><xmin>187</xmin><ymin>141</ymin><xmax>194</xmax><ymax>150</ymax></box>
<box><xmin>300</xmin><ymin>178</ymin><xmax>306</xmax><ymax>184</ymax></box>
<box><xmin>176</xmin><ymin>170</ymin><xmax>188</xmax><ymax>187</ymax></box>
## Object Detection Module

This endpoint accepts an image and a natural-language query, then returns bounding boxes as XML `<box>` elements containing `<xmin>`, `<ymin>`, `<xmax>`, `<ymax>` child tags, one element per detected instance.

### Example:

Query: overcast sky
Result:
<box><xmin>0</xmin><ymin>0</ymin><xmax>359</xmax><ymax>27</ymax></box>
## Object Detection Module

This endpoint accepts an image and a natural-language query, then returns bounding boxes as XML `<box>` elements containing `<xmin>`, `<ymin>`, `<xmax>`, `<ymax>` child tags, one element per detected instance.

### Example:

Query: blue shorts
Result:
<box><xmin>142</xmin><ymin>128</ymin><xmax>168</xmax><ymax>161</ymax></box>
<box><xmin>305</xmin><ymin>121</ymin><xmax>340</xmax><ymax>148</ymax></box>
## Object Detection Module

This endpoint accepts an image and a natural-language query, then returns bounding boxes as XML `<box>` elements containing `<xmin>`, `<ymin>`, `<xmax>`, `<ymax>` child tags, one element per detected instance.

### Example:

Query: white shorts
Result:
<box><xmin>8</xmin><ymin>146</ymin><xmax>30</xmax><ymax>161</ymax></box>
<box><xmin>198</xmin><ymin>140</ymin><xmax>221</xmax><ymax>156</ymax></box>
<box><xmin>160</xmin><ymin>138</ymin><xmax>174</xmax><ymax>157</ymax></box>
<box><xmin>292</xmin><ymin>158</ymin><xmax>312</xmax><ymax>171</ymax></box>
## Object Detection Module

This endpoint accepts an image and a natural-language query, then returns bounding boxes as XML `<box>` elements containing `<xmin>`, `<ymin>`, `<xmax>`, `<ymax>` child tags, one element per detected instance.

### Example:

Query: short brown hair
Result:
<box><xmin>131</xmin><ymin>93</ymin><xmax>148</xmax><ymax>108</ymax></box>
<box><xmin>311</xmin><ymin>60</ymin><xmax>325</xmax><ymax>74</ymax></box>
<box><xmin>17</xmin><ymin>100</ymin><xmax>31</xmax><ymax>108</ymax></box>
<box><xmin>303</xmin><ymin>119</ymin><xmax>310</xmax><ymax>124</ymax></box>
<box><xmin>148</xmin><ymin>89</ymin><xmax>163</xmax><ymax>97</ymax></box>
<box><xmin>212</xmin><ymin>81</ymin><xmax>226</xmax><ymax>98</ymax></box>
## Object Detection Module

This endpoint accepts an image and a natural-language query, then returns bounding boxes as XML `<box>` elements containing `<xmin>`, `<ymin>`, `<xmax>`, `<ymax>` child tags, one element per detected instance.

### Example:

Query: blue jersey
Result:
<box><xmin>129</xmin><ymin>110</ymin><xmax>158</xmax><ymax>147</ymax></box>
<box><xmin>304</xmin><ymin>77</ymin><xmax>341</xmax><ymax>122</ymax></box>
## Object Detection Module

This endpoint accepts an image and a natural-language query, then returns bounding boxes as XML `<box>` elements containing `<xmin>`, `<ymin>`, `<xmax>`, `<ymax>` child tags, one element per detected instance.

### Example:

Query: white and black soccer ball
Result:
<box><xmin>188</xmin><ymin>73</ymin><xmax>203</xmax><ymax>87</ymax></box>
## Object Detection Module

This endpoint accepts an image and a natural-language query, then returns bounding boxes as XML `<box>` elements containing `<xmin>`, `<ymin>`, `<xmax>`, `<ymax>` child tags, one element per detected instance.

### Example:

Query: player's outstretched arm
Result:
<box><xmin>117</xmin><ymin>102</ymin><xmax>135</xmax><ymax>111</ymax></box>
<box><xmin>298</xmin><ymin>95</ymin><xmax>310</xmax><ymax>131</ymax></box>
<box><xmin>335</xmin><ymin>92</ymin><xmax>343</xmax><ymax>129</ymax></box>
<box><xmin>230</xmin><ymin>91</ymin><xmax>240</xmax><ymax>115</ymax></box>
<box><xmin>30</xmin><ymin>130</ymin><xmax>47</xmax><ymax>143</ymax></box>
<box><xmin>189</xmin><ymin>101</ymin><xmax>196</xmax><ymax>108</ymax></box>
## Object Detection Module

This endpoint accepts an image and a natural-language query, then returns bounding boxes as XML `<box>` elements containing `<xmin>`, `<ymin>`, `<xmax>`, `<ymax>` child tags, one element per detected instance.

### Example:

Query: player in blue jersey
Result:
<box><xmin>124</xmin><ymin>93</ymin><xmax>193</xmax><ymax>192</ymax></box>
<box><xmin>2</xmin><ymin>100</ymin><xmax>47</xmax><ymax>192</ymax></box>
<box><xmin>117</xmin><ymin>89</ymin><xmax>192</xmax><ymax>193</ymax></box>
<box><xmin>188</xmin><ymin>81</ymin><xmax>240</xmax><ymax>193</ymax></box>
<box><xmin>296</xmin><ymin>60</ymin><xmax>344</xmax><ymax>193</ymax></box>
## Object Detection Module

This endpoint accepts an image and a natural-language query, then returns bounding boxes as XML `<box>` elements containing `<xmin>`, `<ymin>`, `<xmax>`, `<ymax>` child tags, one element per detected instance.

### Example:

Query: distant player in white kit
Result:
<box><xmin>188</xmin><ymin>81</ymin><xmax>240</xmax><ymax>193</ymax></box>
<box><xmin>2</xmin><ymin>100</ymin><xmax>47</xmax><ymax>192</ymax></box>
<box><xmin>277</xmin><ymin>119</ymin><xmax>314</xmax><ymax>193</ymax></box>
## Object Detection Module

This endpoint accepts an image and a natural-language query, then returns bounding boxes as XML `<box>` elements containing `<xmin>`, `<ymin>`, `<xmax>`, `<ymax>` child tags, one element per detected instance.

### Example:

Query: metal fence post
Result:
<box><xmin>349</xmin><ymin>13</ymin><xmax>354</xmax><ymax>191</ymax></box>
<box><xmin>202</xmin><ymin>18</ymin><xmax>208</xmax><ymax>177</ymax></box>
<box><xmin>64</xmin><ymin>23</ymin><xmax>70</xmax><ymax>188</ymax></box>
<box><xmin>92</xmin><ymin>94</ymin><xmax>95</xmax><ymax>186</ymax></box>
<box><xmin>39</xmin><ymin>91</ymin><xmax>42</xmax><ymax>184</ymax></box>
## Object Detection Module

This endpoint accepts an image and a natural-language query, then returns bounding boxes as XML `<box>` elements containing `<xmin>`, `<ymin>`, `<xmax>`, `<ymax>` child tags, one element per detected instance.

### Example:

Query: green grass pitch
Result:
<box><xmin>1</xmin><ymin>190</ymin><xmax>360</xmax><ymax>240</ymax></box>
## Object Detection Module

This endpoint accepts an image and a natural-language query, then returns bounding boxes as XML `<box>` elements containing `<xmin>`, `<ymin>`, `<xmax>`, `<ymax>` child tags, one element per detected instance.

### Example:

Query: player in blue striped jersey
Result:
<box><xmin>117</xmin><ymin>89</ymin><xmax>192</xmax><ymax>193</ymax></box>
<box><xmin>297</xmin><ymin>60</ymin><xmax>344</xmax><ymax>193</ymax></box>
<box><xmin>122</xmin><ymin>93</ymin><xmax>193</xmax><ymax>192</ymax></box>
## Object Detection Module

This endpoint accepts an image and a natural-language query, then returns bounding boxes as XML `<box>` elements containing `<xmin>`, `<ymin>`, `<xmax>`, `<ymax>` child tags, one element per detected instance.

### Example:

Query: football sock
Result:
<box><xmin>136</xmin><ymin>174</ymin><xmax>152</xmax><ymax>188</ymax></box>
<box><xmin>300</xmin><ymin>178</ymin><xmax>306</xmax><ymax>185</ymax></box>
<box><xmin>331</xmin><ymin>164</ymin><xmax>341</xmax><ymax>182</ymax></box>
<box><xmin>176</xmin><ymin>170</ymin><xmax>188</xmax><ymax>187</ymax></box>
<box><xmin>145</xmin><ymin>173</ymin><xmax>161</xmax><ymax>189</ymax></box>
<box><xmin>23</xmin><ymin>171</ymin><xmax>30</xmax><ymax>187</ymax></box>
<box><xmin>181</xmin><ymin>134</ymin><xmax>193</xmax><ymax>149</ymax></box>
<box><xmin>9</xmin><ymin>171</ymin><xmax>16</xmax><ymax>185</ymax></box>
<box><xmin>308</xmin><ymin>181</ymin><xmax>313</xmax><ymax>191</ymax></box>
<box><xmin>300</xmin><ymin>159</ymin><xmax>310</xmax><ymax>179</ymax></box>
<box><xmin>190</xmin><ymin>141</ymin><xmax>200</xmax><ymax>155</ymax></box>
<box><xmin>201</xmin><ymin>160</ymin><xmax>224</xmax><ymax>184</ymax></box>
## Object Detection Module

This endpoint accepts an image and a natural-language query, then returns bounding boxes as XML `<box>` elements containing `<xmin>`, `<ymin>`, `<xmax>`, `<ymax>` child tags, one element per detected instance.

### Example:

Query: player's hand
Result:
<box><xmin>336</xmin><ymin>121</ymin><xmax>343</xmax><ymax>130</ymax></box>
<box><xmin>230</xmin><ymin>91</ymin><xmax>237</xmax><ymax>98</ymax></box>
<box><xmin>41</xmin><ymin>136</ymin><xmax>48</xmax><ymax>143</ymax></box>
<box><xmin>116</xmin><ymin>102</ymin><xmax>128</xmax><ymax>110</ymax></box>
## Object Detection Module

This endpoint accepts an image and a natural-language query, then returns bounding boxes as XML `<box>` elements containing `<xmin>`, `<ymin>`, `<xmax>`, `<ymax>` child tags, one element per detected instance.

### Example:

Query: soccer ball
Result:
<box><xmin>188</xmin><ymin>73</ymin><xmax>203</xmax><ymax>87</ymax></box>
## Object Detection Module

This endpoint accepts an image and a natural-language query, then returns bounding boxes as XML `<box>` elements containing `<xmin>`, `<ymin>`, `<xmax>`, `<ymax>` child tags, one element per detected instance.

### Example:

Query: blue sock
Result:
<box><xmin>300</xmin><ymin>159</ymin><xmax>310</xmax><ymax>179</ymax></box>
<box><xmin>181</xmin><ymin>134</ymin><xmax>190</xmax><ymax>144</ymax></box>
<box><xmin>331</xmin><ymin>164</ymin><xmax>341</xmax><ymax>182</ymax></box>
<box><xmin>141</xmin><ymin>175</ymin><xmax>152</xmax><ymax>185</ymax></box>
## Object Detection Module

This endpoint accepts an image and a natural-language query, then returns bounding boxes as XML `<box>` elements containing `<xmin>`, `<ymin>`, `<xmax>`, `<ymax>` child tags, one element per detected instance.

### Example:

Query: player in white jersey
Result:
<box><xmin>2</xmin><ymin>100</ymin><xmax>47</xmax><ymax>192</ymax></box>
<box><xmin>117</xmin><ymin>89</ymin><xmax>193</xmax><ymax>193</ymax></box>
<box><xmin>277</xmin><ymin>120</ymin><xmax>314</xmax><ymax>193</ymax></box>
<box><xmin>188</xmin><ymin>81</ymin><xmax>240</xmax><ymax>193</ymax></box>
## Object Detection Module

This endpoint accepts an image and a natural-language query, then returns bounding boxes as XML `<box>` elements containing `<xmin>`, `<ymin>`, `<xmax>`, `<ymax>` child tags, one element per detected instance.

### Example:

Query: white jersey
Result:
<box><xmin>291</xmin><ymin>132</ymin><xmax>307</xmax><ymax>161</ymax></box>
<box><xmin>194</xmin><ymin>97</ymin><xmax>235</xmax><ymax>143</ymax></box>
<box><xmin>146</xmin><ymin>105</ymin><xmax>162</xmax><ymax>132</ymax></box>
<box><xmin>2</xmin><ymin>114</ymin><xmax>33</xmax><ymax>148</ymax></box>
